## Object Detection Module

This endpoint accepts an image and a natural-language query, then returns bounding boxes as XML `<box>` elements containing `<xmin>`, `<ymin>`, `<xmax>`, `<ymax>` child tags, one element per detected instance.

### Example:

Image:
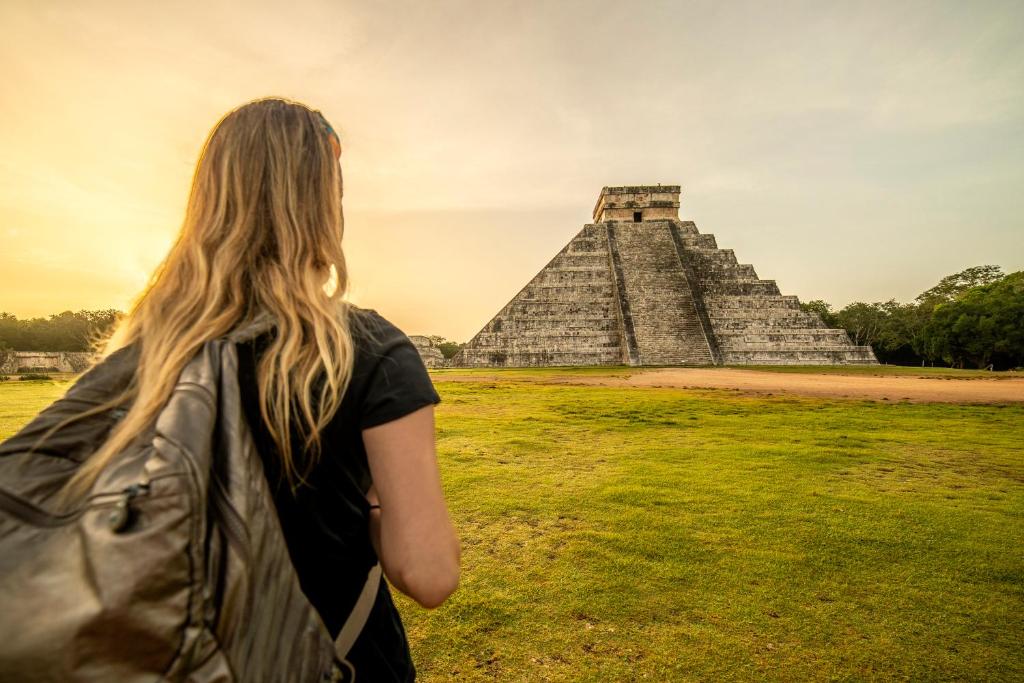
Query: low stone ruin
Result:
<box><xmin>408</xmin><ymin>336</ymin><xmax>447</xmax><ymax>368</ymax></box>
<box><xmin>0</xmin><ymin>351</ymin><xmax>96</xmax><ymax>374</ymax></box>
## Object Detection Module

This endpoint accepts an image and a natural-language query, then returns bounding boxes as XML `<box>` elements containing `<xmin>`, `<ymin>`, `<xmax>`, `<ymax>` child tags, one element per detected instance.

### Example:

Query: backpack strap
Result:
<box><xmin>224</xmin><ymin>310</ymin><xmax>380</xmax><ymax>674</ymax></box>
<box><xmin>225</xmin><ymin>312</ymin><xmax>276</xmax><ymax>344</ymax></box>
<box><xmin>334</xmin><ymin>563</ymin><xmax>383</xmax><ymax>662</ymax></box>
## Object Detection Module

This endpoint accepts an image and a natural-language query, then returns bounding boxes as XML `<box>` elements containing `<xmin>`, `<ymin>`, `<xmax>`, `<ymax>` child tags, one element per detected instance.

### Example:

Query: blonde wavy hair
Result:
<box><xmin>68</xmin><ymin>97</ymin><xmax>356</xmax><ymax>493</ymax></box>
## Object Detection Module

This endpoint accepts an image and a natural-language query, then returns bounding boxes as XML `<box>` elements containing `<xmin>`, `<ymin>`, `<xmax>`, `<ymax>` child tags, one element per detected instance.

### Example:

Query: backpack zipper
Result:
<box><xmin>106</xmin><ymin>482</ymin><xmax>150</xmax><ymax>532</ymax></box>
<box><xmin>0</xmin><ymin>474</ymin><xmax>176</xmax><ymax>529</ymax></box>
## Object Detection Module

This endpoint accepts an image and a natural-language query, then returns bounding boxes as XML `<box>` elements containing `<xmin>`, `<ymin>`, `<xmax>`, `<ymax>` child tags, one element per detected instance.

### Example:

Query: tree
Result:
<box><xmin>0</xmin><ymin>343</ymin><xmax>13</xmax><ymax>373</ymax></box>
<box><xmin>0</xmin><ymin>310</ymin><xmax>121</xmax><ymax>351</ymax></box>
<box><xmin>834</xmin><ymin>302</ymin><xmax>887</xmax><ymax>348</ymax></box>
<box><xmin>871</xmin><ymin>300</ymin><xmax>926</xmax><ymax>365</ymax></box>
<box><xmin>910</xmin><ymin>266</ymin><xmax>1004</xmax><ymax>365</ymax></box>
<box><xmin>794</xmin><ymin>265</ymin><xmax>1014</xmax><ymax>367</ymax></box>
<box><xmin>886</xmin><ymin>300</ymin><xmax>931</xmax><ymax>365</ymax></box>
<box><xmin>825</xmin><ymin>300</ymin><xmax>928</xmax><ymax>364</ymax></box>
<box><xmin>419</xmin><ymin>335</ymin><xmax>463</xmax><ymax>360</ymax></box>
<box><xmin>437</xmin><ymin>342</ymin><xmax>463</xmax><ymax>360</ymax></box>
<box><xmin>800</xmin><ymin>300</ymin><xmax>838</xmax><ymax>327</ymax></box>
<box><xmin>916</xmin><ymin>265</ymin><xmax>1004</xmax><ymax>305</ymax></box>
<box><xmin>920</xmin><ymin>271</ymin><xmax>1024</xmax><ymax>369</ymax></box>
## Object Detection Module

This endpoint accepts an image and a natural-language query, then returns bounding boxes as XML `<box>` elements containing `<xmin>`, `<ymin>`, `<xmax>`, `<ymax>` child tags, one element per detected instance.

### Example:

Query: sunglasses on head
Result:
<box><xmin>315</xmin><ymin>111</ymin><xmax>342</xmax><ymax>160</ymax></box>
<box><xmin>315</xmin><ymin>111</ymin><xmax>338</xmax><ymax>139</ymax></box>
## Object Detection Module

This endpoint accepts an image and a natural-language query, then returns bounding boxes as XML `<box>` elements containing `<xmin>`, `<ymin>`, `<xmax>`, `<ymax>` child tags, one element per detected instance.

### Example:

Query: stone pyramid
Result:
<box><xmin>452</xmin><ymin>186</ymin><xmax>877</xmax><ymax>367</ymax></box>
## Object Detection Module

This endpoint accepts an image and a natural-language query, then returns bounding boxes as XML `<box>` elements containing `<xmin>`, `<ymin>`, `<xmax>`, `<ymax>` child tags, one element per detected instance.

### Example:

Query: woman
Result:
<box><xmin>77</xmin><ymin>97</ymin><xmax>460</xmax><ymax>680</ymax></box>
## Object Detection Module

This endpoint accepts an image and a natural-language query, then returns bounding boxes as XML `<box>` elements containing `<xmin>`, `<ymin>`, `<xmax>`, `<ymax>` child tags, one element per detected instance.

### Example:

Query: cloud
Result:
<box><xmin>1</xmin><ymin>0</ymin><xmax>1022</xmax><ymax>331</ymax></box>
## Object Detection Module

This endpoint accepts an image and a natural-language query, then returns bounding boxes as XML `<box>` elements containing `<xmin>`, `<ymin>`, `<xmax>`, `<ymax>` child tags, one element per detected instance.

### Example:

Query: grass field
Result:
<box><xmin>2</xmin><ymin>373</ymin><xmax>1022</xmax><ymax>681</ymax></box>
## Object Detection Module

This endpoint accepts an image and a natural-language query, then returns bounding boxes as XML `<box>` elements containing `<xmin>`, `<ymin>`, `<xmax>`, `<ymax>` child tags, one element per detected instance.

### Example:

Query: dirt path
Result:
<box><xmin>438</xmin><ymin>368</ymin><xmax>1024</xmax><ymax>403</ymax></box>
<box><xmin>555</xmin><ymin>368</ymin><xmax>1024</xmax><ymax>403</ymax></box>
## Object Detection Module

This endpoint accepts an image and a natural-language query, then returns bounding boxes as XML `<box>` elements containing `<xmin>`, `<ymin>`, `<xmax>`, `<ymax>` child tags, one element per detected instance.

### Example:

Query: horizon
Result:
<box><xmin>2</xmin><ymin>1</ymin><xmax>1022</xmax><ymax>341</ymax></box>
<box><xmin>0</xmin><ymin>232</ymin><xmax>1013</xmax><ymax>347</ymax></box>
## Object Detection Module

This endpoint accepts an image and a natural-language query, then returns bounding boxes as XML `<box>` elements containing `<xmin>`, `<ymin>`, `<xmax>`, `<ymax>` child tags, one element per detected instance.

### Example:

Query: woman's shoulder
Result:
<box><xmin>348</xmin><ymin>305</ymin><xmax>415</xmax><ymax>356</ymax></box>
<box><xmin>236</xmin><ymin>307</ymin><xmax>412</xmax><ymax>369</ymax></box>
<box><xmin>348</xmin><ymin>305</ymin><xmax>401</xmax><ymax>336</ymax></box>
<box><xmin>346</xmin><ymin>305</ymin><xmax>440</xmax><ymax>429</ymax></box>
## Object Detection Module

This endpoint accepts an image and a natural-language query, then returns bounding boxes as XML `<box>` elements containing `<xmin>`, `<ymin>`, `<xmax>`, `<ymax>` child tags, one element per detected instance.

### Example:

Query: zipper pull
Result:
<box><xmin>108</xmin><ymin>482</ymin><xmax>150</xmax><ymax>533</ymax></box>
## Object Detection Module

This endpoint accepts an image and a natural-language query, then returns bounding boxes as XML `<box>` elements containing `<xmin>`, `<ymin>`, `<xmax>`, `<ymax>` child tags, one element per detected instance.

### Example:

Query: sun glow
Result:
<box><xmin>1</xmin><ymin>2</ymin><xmax>1022</xmax><ymax>341</ymax></box>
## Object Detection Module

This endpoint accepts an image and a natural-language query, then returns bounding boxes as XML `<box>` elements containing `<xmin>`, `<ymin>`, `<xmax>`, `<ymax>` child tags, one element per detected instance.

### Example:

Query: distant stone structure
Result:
<box><xmin>0</xmin><ymin>351</ymin><xmax>96</xmax><ymax>374</ymax></box>
<box><xmin>408</xmin><ymin>336</ymin><xmax>447</xmax><ymax>368</ymax></box>
<box><xmin>452</xmin><ymin>185</ymin><xmax>876</xmax><ymax>367</ymax></box>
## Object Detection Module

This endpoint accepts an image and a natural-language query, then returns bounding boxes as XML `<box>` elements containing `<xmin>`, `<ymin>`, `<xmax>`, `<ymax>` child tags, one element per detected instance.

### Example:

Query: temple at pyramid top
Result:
<box><xmin>451</xmin><ymin>184</ymin><xmax>877</xmax><ymax>367</ymax></box>
<box><xmin>593</xmin><ymin>185</ymin><xmax>682</xmax><ymax>222</ymax></box>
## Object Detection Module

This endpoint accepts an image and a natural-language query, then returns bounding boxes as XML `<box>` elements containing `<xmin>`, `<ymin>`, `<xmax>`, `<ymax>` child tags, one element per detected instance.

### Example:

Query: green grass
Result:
<box><xmin>0</xmin><ymin>377</ymin><xmax>69</xmax><ymax>437</ymax></box>
<box><xmin>404</xmin><ymin>373</ymin><xmax>1023</xmax><ymax>681</ymax></box>
<box><xmin>2</xmin><ymin>374</ymin><xmax>1021</xmax><ymax>681</ymax></box>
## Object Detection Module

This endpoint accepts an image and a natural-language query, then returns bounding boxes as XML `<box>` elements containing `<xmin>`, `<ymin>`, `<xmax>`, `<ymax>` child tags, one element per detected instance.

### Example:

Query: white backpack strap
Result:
<box><xmin>334</xmin><ymin>563</ymin><xmax>383</xmax><ymax>662</ymax></box>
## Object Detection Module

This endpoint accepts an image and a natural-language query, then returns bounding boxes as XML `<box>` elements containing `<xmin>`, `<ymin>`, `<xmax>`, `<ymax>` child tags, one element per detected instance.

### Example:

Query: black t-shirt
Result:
<box><xmin>236</xmin><ymin>307</ymin><xmax>441</xmax><ymax>682</ymax></box>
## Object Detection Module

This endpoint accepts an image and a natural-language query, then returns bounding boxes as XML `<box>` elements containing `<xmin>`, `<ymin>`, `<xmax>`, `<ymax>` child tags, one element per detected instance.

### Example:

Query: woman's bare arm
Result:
<box><xmin>362</xmin><ymin>404</ymin><xmax>460</xmax><ymax>608</ymax></box>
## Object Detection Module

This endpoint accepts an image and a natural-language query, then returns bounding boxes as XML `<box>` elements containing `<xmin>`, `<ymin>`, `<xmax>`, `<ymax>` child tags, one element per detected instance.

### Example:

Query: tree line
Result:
<box><xmin>0</xmin><ymin>310</ymin><xmax>120</xmax><ymax>354</ymax></box>
<box><xmin>3</xmin><ymin>265</ymin><xmax>1020</xmax><ymax>369</ymax></box>
<box><xmin>0</xmin><ymin>309</ymin><xmax>469</xmax><ymax>361</ymax></box>
<box><xmin>801</xmin><ymin>266</ymin><xmax>1023</xmax><ymax>370</ymax></box>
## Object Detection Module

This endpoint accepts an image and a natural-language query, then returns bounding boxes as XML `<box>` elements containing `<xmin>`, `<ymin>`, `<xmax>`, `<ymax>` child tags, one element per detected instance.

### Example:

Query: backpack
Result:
<box><xmin>0</xmin><ymin>324</ymin><xmax>380</xmax><ymax>682</ymax></box>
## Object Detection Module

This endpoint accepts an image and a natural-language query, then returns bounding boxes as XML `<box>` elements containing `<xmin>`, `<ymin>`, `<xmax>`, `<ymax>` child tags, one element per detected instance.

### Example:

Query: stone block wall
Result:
<box><xmin>593</xmin><ymin>186</ymin><xmax>681</xmax><ymax>223</ymax></box>
<box><xmin>1</xmin><ymin>351</ymin><xmax>96</xmax><ymax>374</ymax></box>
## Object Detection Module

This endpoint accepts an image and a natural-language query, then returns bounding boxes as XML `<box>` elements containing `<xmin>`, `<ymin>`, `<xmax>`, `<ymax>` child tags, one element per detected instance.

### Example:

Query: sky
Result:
<box><xmin>1</xmin><ymin>0</ymin><xmax>1022</xmax><ymax>341</ymax></box>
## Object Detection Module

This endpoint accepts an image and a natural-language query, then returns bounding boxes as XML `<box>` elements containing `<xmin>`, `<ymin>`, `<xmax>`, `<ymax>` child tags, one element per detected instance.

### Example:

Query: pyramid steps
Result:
<box><xmin>454</xmin><ymin>225</ymin><xmax>626</xmax><ymax>366</ymax></box>
<box><xmin>721</xmin><ymin>348</ymin><xmax>879</xmax><ymax>365</ymax></box>
<box><xmin>715</xmin><ymin>329</ymin><xmax>855</xmax><ymax>348</ymax></box>
<box><xmin>608</xmin><ymin>222</ymin><xmax>714</xmax><ymax>365</ymax></box>
<box><xmin>712</xmin><ymin>316</ymin><xmax>829</xmax><ymax>331</ymax></box>
<box><xmin>677</xmin><ymin>234</ymin><xmax>875</xmax><ymax>364</ymax></box>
